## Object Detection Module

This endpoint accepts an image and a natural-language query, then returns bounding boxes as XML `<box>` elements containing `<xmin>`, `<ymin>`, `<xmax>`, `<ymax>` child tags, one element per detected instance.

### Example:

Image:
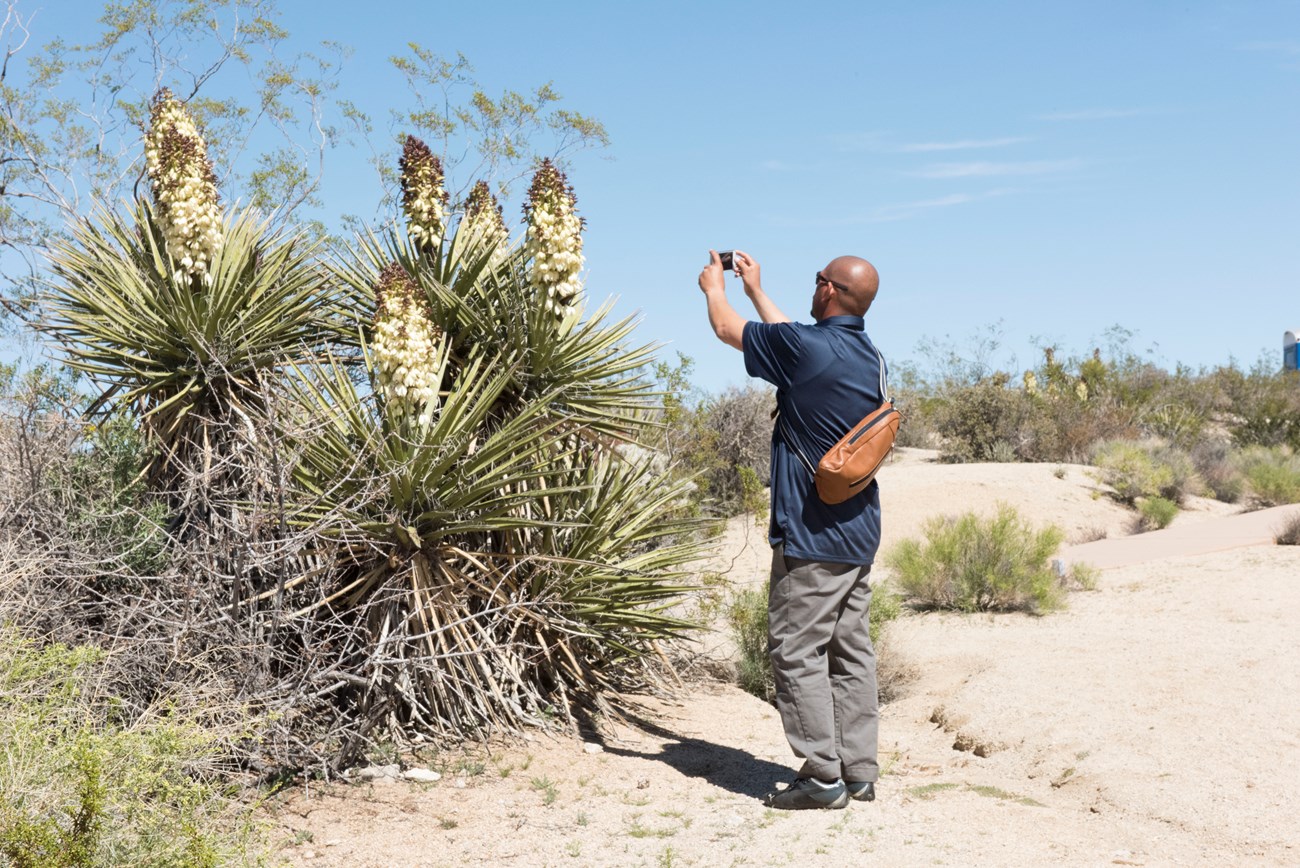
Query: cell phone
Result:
<box><xmin>719</xmin><ymin>250</ymin><xmax>735</xmax><ymax>271</ymax></box>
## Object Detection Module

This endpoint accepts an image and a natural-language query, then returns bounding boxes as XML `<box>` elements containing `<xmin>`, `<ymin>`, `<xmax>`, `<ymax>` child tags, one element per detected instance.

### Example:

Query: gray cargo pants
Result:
<box><xmin>768</xmin><ymin>546</ymin><xmax>879</xmax><ymax>784</ymax></box>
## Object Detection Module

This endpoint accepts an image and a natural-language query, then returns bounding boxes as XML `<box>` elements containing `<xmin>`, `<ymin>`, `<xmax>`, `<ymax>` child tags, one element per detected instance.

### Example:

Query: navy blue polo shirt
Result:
<box><xmin>742</xmin><ymin>315</ymin><xmax>885</xmax><ymax>566</ymax></box>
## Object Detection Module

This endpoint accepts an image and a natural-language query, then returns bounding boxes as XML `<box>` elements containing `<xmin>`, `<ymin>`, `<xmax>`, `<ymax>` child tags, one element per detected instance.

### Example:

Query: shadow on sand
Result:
<box><xmin>591</xmin><ymin>709</ymin><xmax>791</xmax><ymax>802</ymax></box>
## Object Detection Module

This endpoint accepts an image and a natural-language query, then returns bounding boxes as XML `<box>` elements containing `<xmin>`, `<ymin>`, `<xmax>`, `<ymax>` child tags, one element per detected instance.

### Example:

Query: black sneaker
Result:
<box><xmin>846</xmin><ymin>781</ymin><xmax>876</xmax><ymax>802</ymax></box>
<box><xmin>765</xmin><ymin>777</ymin><xmax>849</xmax><ymax>810</ymax></box>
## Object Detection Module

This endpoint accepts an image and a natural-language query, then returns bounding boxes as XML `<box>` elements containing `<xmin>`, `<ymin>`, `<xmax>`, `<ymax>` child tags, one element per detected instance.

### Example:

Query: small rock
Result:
<box><xmin>582</xmin><ymin>743</ymin><xmax>603</xmax><ymax>754</ymax></box>
<box><xmin>402</xmin><ymin>768</ymin><xmax>442</xmax><ymax>783</ymax></box>
<box><xmin>353</xmin><ymin>764</ymin><xmax>400</xmax><ymax>782</ymax></box>
<box><xmin>323</xmin><ymin>839</ymin><xmax>342</xmax><ymax>847</ymax></box>
<box><xmin>636</xmin><ymin>778</ymin><xmax>650</xmax><ymax>789</ymax></box>
<box><xmin>301</xmin><ymin>851</ymin><xmax>317</xmax><ymax>860</ymax></box>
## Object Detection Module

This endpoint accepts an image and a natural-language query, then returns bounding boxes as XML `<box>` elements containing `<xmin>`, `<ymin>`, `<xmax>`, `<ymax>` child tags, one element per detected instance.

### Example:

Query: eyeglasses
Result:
<box><xmin>815</xmin><ymin>271</ymin><xmax>851</xmax><ymax>293</ymax></box>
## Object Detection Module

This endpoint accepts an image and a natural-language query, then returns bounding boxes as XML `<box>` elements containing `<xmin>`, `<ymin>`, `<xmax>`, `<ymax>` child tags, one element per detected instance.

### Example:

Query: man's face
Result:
<box><xmin>810</xmin><ymin>263</ymin><xmax>840</xmax><ymax>320</ymax></box>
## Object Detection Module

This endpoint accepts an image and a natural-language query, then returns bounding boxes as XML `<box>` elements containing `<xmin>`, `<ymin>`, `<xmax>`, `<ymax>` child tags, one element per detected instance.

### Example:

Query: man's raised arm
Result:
<box><xmin>698</xmin><ymin>250</ymin><xmax>747</xmax><ymax>350</ymax></box>
<box><xmin>735</xmin><ymin>251</ymin><xmax>791</xmax><ymax>324</ymax></box>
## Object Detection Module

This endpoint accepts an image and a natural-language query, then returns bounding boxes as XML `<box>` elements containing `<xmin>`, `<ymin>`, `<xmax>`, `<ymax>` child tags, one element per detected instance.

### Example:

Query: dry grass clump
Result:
<box><xmin>1273</xmin><ymin>513</ymin><xmax>1300</xmax><ymax>545</ymax></box>
<box><xmin>1190</xmin><ymin>440</ymin><xmax>1247</xmax><ymax>503</ymax></box>
<box><xmin>885</xmin><ymin>504</ymin><xmax>1076</xmax><ymax>614</ymax></box>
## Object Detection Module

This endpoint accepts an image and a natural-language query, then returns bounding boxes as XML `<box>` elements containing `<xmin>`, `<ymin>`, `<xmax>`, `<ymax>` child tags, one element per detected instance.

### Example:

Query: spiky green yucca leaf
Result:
<box><xmin>43</xmin><ymin>202</ymin><xmax>333</xmax><ymax>483</ymax></box>
<box><xmin>334</xmin><ymin>226</ymin><xmax>659</xmax><ymax>442</ymax></box>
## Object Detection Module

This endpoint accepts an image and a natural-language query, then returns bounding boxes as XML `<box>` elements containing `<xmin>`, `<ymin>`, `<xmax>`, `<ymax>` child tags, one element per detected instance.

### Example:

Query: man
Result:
<box><xmin>697</xmin><ymin>249</ymin><xmax>885</xmax><ymax>810</ymax></box>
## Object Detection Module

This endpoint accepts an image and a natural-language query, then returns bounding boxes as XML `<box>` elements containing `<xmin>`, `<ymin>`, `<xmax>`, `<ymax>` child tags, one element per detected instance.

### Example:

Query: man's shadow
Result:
<box><xmin>591</xmin><ymin>708</ymin><xmax>791</xmax><ymax>801</ymax></box>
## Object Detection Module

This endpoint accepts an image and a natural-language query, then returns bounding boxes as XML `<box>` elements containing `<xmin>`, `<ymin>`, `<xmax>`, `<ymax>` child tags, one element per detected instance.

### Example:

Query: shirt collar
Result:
<box><xmin>815</xmin><ymin>315</ymin><xmax>865</xmax><ymax>331</ymax></box>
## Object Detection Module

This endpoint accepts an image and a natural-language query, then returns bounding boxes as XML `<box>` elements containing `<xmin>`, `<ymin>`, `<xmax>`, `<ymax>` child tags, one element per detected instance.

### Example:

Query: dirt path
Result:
<box><xmin>271</xmin><ymin>454</ymin><xmax>1300</xmax><ymax>866</ymax></box>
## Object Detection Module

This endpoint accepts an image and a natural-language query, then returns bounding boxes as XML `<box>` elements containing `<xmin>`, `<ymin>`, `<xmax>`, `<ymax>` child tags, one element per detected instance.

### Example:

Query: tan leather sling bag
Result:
<box><xmin>776</xmin><ymin>344</ymin><xmax>901</xmax><ymax>505</ymax></box>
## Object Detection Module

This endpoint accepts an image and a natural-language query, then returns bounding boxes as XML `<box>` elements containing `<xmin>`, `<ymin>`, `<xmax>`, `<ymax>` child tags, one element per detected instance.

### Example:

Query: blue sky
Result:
<box><xmin>33</xmin><ymin>0</ymin><xmax>1300</xmax><ymax>391</ymax></box>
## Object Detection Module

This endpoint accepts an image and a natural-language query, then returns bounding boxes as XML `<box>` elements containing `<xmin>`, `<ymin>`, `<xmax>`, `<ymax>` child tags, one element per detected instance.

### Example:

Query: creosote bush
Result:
<box><xmin>886</xmin><ymin>505</ymin><xmax>1070</xmax><ymax>613</ymax></box>
<box><xmin>1236</xmin><ymin>446</ymin><xmax>1300</xmax><ymax>507</ymax></box>
<box><xmin>1091</xmin><ymin>439</ymin><xmax>1201</xmax><ymax>506</ymax></box>
<box><xmin>1137</xmin><ymin>496</ymin><xmax>1179</xmax><ymax>531</ymax></box>
<box><xmin>0</xmin><ymin>628</ymin><xmax>266</xmax><ymax>867</ymax></box>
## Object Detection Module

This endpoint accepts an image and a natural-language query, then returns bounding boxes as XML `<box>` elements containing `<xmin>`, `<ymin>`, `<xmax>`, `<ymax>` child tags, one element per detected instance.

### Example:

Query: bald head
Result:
<box><xmin>817</xmin><ymin>256</ymin><xmax>879</xmax><ymax>318</ymax></box>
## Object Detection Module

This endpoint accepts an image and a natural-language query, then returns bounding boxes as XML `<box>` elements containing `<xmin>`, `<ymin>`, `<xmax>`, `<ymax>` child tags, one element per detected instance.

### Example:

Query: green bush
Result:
<box><xmin>0</xmin><ymin>628</ymin><xmax>266</xmax><ymax>867</ymax></box>
<box><xmin>1091</xmin><ymin>439</ymin><xmax>1201</xmax><ymax>505</ymax></box>
<box><xmin>727</xmin><ymin>580</ymin><xmax>900</xmax><ymax>704</ymax></box>
<box><xmin>933</xmin><ymin>374</ymin><xmax>1027</xmax><ymax>463</ymax></box>
<box><xmin>1236</xmin><ymin>446</ymin><xmax>1300</xmax><ymax>507</ymax></box>
<box><xmin>1215</xmin><ymin>363</ymin><xmax>1300</xmax><ymax>450</ymax></box>
<box><xmin>1138</xmin><ymin>496</ymin><xmax>1179</xmax><ymax>530</ymax></box>
<box><xmin>885</xmin><ymin>505</ymin><xmax>1067</xmax><ymax>613</ymax></box>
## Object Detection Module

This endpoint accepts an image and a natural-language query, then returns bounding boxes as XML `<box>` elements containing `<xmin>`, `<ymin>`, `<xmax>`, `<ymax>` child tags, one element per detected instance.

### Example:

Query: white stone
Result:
<box><xmin>401</xmin><ymin>768</ymin><xmax>442</xmax><ymax>783</ymax></box>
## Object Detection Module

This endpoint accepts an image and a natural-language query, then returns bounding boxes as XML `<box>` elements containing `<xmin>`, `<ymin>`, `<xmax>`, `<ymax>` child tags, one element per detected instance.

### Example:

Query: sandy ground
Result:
<box><xmin>269</xmin><ymin>449</ymin><xmax>1300</xmax><ymax>866</ymax></box>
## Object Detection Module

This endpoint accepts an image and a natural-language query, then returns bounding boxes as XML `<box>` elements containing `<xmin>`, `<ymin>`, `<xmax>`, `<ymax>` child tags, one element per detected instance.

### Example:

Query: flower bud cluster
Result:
<box><xmin>144</xmin><ymin>89</ymin><xmax>224</xmax><ymax>284</ymax></box>
<box><xmin>400</xmin><ymin>136</ymin><xmax>449</xmax><ymax>251</ymax></box>
<box><xmin>373</xmin><ymin>263</ymin><xmax>442</xmax><ymax>425</ymax></box>
<box><xmin>461</xmin><ymin>180</ymin><xmax>508</xmax><ymax>257</ymax></box>
<box><xmin>523</xmin><ymin>159</ymin><xmax>584</xmax><ymax>318</ymax></box>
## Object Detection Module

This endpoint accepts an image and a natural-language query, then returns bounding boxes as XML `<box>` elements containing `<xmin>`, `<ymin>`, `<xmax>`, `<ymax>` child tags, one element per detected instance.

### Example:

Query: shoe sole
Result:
<box><xmin>766</xmin><ymin>789</ymin><xmax>850</xmax><ymax>810</ymax></box>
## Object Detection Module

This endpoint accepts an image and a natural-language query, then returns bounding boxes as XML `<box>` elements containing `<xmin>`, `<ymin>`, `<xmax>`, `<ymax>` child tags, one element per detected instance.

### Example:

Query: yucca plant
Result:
<box><xmin>280</xmin><ymin>149</ymin><xmax>707</xmax><ymax>741</ymax></box>
<box><xmin>41</xmin><ymin>91</ymin><xmax>336</xmax><ymax>498</ymax></box>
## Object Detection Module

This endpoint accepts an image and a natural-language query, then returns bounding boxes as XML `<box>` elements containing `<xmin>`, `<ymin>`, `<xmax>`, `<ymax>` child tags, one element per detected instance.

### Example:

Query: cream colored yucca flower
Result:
<box><xmin>1023</xmin><ymin>370</ymin><xmax>1039</xmax><ymax>395</ymax></box>
<box><xmin>523</xmin><ymin>159</ymin><xmax>584</xmax><ymax>318</ymax></box>
<box><xmin>460</xmin><ymin>180</ymin><xmax>508</xmax><ymax>258</ymax></box>
<box><xmin>400</xmin><ymin>136</ymin><xmax>449</xmax><ymax>251</ymax></box>
<box><xmin>373</xmin><ymin>263</ymin><xmax>442</xmax><ymax>425</ymax></box>
<box><xmin>144</xmin><ymin>88</ymin><xmax>224</xmax><ymax>284</ymax></box>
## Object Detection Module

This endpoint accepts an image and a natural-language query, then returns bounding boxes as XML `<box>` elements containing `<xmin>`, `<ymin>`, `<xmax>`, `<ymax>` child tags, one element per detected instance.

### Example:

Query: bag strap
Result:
<box><xmin>774</xmin><ymin>341</ymin><xmax>889</xmax><ymax>480</ymax></box>
<box><xmin>775</xmin><ymin>409</ymin><xmax>818</xmax><ymax>478</ymax></box>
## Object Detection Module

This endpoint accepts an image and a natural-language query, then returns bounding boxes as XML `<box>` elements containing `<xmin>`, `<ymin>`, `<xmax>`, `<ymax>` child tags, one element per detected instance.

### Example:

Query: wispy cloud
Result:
<box><xmin>910</xmin><ymin>159</ymin><xmax>1080</xmax><ymax>179</ymax></box>
<box><xmin>1038</xmin><ymin>107</ymin><xmax>1146</xmax><ymax>121</ymax></box>
<box><xmin>869</xmin><ymin>189</ymin><xmax>1012</xmax><ymax>222</ymax></box>
<box><xmin>1238</xmin><ymin>39</ymin><xmax>1300</xmax><ymax>55</ymax></box>
<box><xmin>759</xmin><ymin>159</ymin><xmax>799</xmax><ymax>172</ymax></box>
<box><xmin>898</xmin><ymin>137</ymin><xmax>1028</xmax><ymax>153</ymax></box>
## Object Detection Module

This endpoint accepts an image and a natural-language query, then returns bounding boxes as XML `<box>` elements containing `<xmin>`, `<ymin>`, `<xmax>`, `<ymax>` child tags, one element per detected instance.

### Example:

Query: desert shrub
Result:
<box><xmin>885</xmin><ymin>505</ymin><xmax>1067</xmax><ymax>613</ymax></box>
<box><xmin>1190</xmin><ymin>440</ymin><xmax>1247</xmax><ymax>504</ymax></box>
<box><xmin>1067</xmin><ymin>562</ymin><xmax>1099</xmax><ymax>591</ymax></box>
<box><xmin>1236</xmin><ymin>446</ymin><xmax>1300</xmax><ymax>507</ymax></box>
<box><xmin>1214</xmin><ymin>362</ymin><xmax>1300</xmax><ymax>450</ymax></box>
<box><xmin>1091</xmin><ymin>439</ymin><xmax>1200</xmax><ymax>505</ymax></box>
<box><xmin>698</xmin><ymin>384</ymin><xmax>774</xmax><ymax>512</ymax></box>
<box><xmin>727</xmin><ymin>580</ymin><xmax>901</xmax><ymax>705</ymax></box>
<box><xmin>1274</xmin><ymin>513</ymin><xmax>1300</xmax><ymax>545</ymax></box>
<box><xmin>1138</xmin><ymin>496</ymin><xmax>1179</xmax><ymax>530</ymax></box>
<box><xmin>652</xmin><ymin>361</ymin><xmax>773</xmax><ymax>517</ymax></box>
<box><xmin>0</xmin><ymin>628</ymin><xmax>266</xmax><ymax>867</ymax></box>
<box><xmin>728</xmin><ymin>587</ymin><xmax>773</xmax><ymax>703</ymax></box>
<box><xmin>933</xmin><ymin>374</ymin><xmax>1028</xmax><ymax>463</ymax></box>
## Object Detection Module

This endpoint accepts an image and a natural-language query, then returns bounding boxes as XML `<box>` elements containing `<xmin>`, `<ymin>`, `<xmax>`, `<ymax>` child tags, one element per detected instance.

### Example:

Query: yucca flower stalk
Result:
<box><xmin>523</xmin><ymin>158</ymin><xmax>584</xmax><ymax>319</ymax></box>
<box><xmin>143</xmin><ymin>89</ymin><xmax>224</xmax><ymax>285</ymax></box>
<box><xmin>372</xmin><ymin>263</ymin><xmax>443</xmax><ymax>426</ymax></box>
<box><xmin>460</xmin><ymin>180</ymin><xmax>509</xmax><ymax>258</ymax></box>
<box><xmin>400</xmin><ymin>135</ymin><xmax>449</xmax><ymax>252</ymax></box>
